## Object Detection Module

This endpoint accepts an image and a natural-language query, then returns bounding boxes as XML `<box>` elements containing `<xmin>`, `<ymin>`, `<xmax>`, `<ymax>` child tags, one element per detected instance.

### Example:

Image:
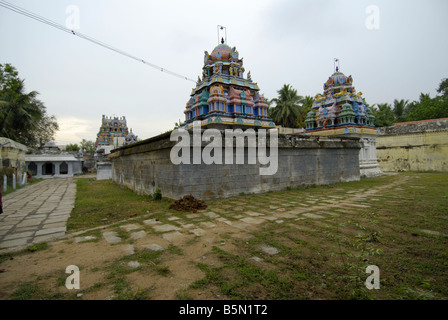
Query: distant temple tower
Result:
<box><xmin>95</xmin><ymin>115</ymin><xmax>138</xmax><ymax>151</ymax></box>
<box><xmin>304</xmin><ymin>62</ymin><xmax>382</xmax><ymax>177</ymax></box>
<box><xmin>182</xmin><ymin>37</ymin><xmax>275</xmax><ymax>129</ymax></box>
<box><xmin>305</xmin><ymin>65</ymin><xmax>376</xmax><ymax>133</ymax></box>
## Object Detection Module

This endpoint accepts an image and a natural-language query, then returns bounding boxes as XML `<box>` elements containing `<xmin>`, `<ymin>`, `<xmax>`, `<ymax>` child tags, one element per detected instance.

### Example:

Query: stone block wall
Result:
<box><xmin>377</xmin><ymin>119</ymin><xmax>448</xmax><ymax>172</ymax></box>
<box><xmin>0</xmin><ymin>137</ymin><xmax>28</xmax><ymax>180</ymax></box>
<box><xmin>109</xmin><ymin>131</ymin><xmax>361</xmax><ymax>200</ymax></box>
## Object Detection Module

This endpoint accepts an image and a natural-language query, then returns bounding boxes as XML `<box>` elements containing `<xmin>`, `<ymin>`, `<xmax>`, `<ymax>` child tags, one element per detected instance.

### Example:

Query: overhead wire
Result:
<box><xmin>0</xmin><ymin>0</ymin><xmax>196</xmax><ymax>83</ymax></box>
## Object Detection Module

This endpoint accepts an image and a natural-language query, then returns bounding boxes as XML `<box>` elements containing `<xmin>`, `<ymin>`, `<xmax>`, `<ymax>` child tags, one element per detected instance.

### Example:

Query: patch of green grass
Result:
<box><xmin>11</xmin><ymin>281</ymin><xmax>78</xmax><ymax>300</ymax></box>
<box><xmin>0</xmin><ymin>242</ymin><xmax>50</xmax><ymax>264</ymax></box>
<box><xmin>68</xmin><ymin>179</ymin><xmax>173</xmax><ymax>231</ymax></box>
<box><xmin>185</xmin><ymin>173</ymin><xmax>448</xmax><ymax>300</ymax></box>
<box><xmin>26</xmin><ymin>242</ymin><xmax>49</xmax><ymax>253</ymax></box>
<box><xmin>167</xmin><ymin>244</ymin><xmax>184</xmax><ymax>255</ymax></box>
<box><xmin>110</xmin><ymin>276</ymin><xmax>150</xmax><ymax>300</ymax></box>
<box><xmin>11</xmin><ymin>282</ymin><xmax>40</xmax><ymax>300</ymax></box>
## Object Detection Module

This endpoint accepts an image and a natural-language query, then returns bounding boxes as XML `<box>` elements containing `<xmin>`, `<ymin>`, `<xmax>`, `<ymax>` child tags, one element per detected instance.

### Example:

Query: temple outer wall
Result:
<box><xmin>109</xmin><ymin>131</ymin><xmax>361</xmax><ymax>200</ymax></box>
<box><xmin>377</xmin><ymin>119</ymin><xmax>448</xmax><ymax>172</ymax></box>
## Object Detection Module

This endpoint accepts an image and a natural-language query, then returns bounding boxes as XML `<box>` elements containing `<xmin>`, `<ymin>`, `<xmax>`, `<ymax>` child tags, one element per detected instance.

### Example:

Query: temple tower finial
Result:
<box><xmin>217</xmin><ymin>25</ymin><xmax>227</xmax><ymax>44</ymax></box>
<box><xmin>334</xmin><ymin>58</ymin><xmax>340</xmax><ymax>72</ymax></box>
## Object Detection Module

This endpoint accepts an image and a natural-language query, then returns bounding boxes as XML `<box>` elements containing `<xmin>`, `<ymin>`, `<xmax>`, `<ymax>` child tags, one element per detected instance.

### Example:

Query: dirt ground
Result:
<box><xmin>0</xmin><ymin>218</ymin><xmax>255</xmax><ymax>300</ymax></box>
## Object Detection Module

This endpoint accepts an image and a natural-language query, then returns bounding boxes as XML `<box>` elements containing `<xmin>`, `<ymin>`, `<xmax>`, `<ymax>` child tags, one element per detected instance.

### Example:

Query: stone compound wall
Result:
<box><xmin>377</xmin><ymin>118</ymin><xmax>448</xmax><ymax>172</ymax></box>
<box><xmin>0</xmin><ymin>137</ymin><xmax>28</xmax><ymax>178</ymax></box>
<box><xmin>109</xmin><ymin>131</ymin><xmax>361</xmax><ymax>200</ymax></box>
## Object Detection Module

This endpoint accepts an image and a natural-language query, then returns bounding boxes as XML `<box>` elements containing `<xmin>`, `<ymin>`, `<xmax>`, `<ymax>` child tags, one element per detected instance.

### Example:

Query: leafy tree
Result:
<box><xmin>268</xmin><ymin>84</ymin><xmax>305</xmax><ymax>128</ymax></box>
<box><xmin>298</xmin><ymin>96</ymin><xmax>315</xmax><ymax>128</ymax></box>
<box><xmin>0</xmin><ymin>63</ymin><xmax>58</xmax><ymax>148</ymax></box>
<box><xmin>372</xmin><ymin>103</ymin><xmax>395</xmax><ymax>127</ymax></box>
<box><xmin>65</xmin><ymin>143</ymin><xmax>80</xmax><ymax>151</ymax></box>
<box><xmin>80</xmin><ymin>139</ymin><xmax>95</xmax><ymax>152</ymax></box>
<box><xmin>406</xmin><ymin>93</ymin><xmax>448</xmax><ymax>121</ymax></box>
<box><xmin>437</xmin><ymin>78</ymin><xmax>448</xmax><ymax>97</ymax></box>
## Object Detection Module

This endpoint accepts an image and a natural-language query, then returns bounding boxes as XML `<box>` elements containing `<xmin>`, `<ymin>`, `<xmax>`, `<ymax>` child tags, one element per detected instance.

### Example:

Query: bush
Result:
<box><xmin>152</xmin><ymin>188</ymin><xmax>162</xmax><ymax>201</ymax></box>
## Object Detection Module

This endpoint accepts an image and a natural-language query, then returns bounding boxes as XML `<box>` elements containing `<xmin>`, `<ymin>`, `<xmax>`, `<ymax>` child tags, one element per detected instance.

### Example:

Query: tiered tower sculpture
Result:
<box><xmin>305</xmin><ymin>66</ymin><xmax>376</xmax><ymax>135</ymax></box>
<box><xmin>182</xmin><ymin>38</ymin><xmax>275</xmax><ymax>129</ymax></box>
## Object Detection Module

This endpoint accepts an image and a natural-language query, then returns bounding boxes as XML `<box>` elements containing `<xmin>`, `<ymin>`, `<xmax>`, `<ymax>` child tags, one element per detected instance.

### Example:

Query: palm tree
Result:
<box><xmin>269</xmin><ymin>84</ymin><xmax>304</xmax><ymax>128</ymax></box>
<box><xmin>0</xmin><ymin>79</ymin><xmax>43</xmax><ymax>143</ymax></box>
<box><xmin>297</xmin><ymin>96</ymin><xmax>315</xmax><ymax>128</ymax></box>
<box><xmin>393</xmin><ymin>99</ymin><xmax>409</xmax><ymax>123</ymax></box>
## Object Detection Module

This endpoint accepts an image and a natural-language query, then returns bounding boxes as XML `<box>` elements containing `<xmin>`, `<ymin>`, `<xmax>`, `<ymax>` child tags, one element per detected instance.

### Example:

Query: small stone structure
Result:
<box><xmin>377</xmin><ymin>118</ymin><xmax>448</xmax><ymax>172</ymax></box>
<box><xmin>0</xmin><ymin>137</ymin><xmax>28</xmax><ymax>178</ymax></box>
<box><xmin>96</xmin><ymin>161</ymin><xmax>112</xmax><ymax>180</ymax></box>
<box><xmin>25</xmin><ymin>141</ymin><xmax>82</xmax><ymax>178</ymax></box>
<box><xmin>109</xmin><ymin>130</ymin><xmax>361</xmax><ymax>200</ymax></box>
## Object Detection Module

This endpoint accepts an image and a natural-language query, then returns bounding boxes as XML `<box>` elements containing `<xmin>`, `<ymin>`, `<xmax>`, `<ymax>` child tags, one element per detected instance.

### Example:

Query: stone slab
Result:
<box><xmin>153</xmin><ymin>224</ymin><xmax>181</xmax><ymax>233</ymax></box>
<box><xmin>250</xmin><ymin>256</ymin><xmax>264</xmax><ymax>262</ymax></box>
<box><xmin>190</xmin><ymin>228</ymin><xmax>206</xmax><ymax>237</ymax></box>
<box><xmin>120</xmin><ymin>224</ymin><xmax>142</xmax><ymax>232</ymax></box>
<box><xmin>35</xmin><ymin>226</ymin><xmax>66</xmax><ymax>236</ymax></box>
<box><xmin>259</xmin><ymin>245</ymin><xmax>279</xmax><ymax>255</ymax></box>
<box><xmin>15</xmin><ymin>219</ymin><xmax>45</xmax><ymax>228</ymax></box>
<box><xmin>303</xmin><ymin>213</ymin><xmax>324</xmax><ymax>219</ymax></box>
<box><xmin>143</xmin><ymin>219</ymin><xmax>161</xmax><ymax>225</ymax></box>
<box><xmin>318</xmin><ymin>211</ymin><xmax>340</xmax><ymax>217</ymax></box>
<box><xmin>122</xmin><ymin>244</ymin><xmax>135</xmax><ymax>255</ymax></box>
<box><xmin>75</xmin><ymin>236</ymin><xmax>97</xmax><ymax>243</ymax></box>
<box><xmin>240</xmin><ymin>217</ymin><xmax>265</xmax><ymax>225</ymax></box>
<box><xmin>0</xmin><ymin>237</ymin><xmax>31</xmax><ymax>248</ymax></box>
<box><xmin>205</xmin><ymin>212</ymin><xmax>219</xmax><ymax>219</ymax></box>
<box><xmin>162</xmin><ymin>231</ymin><xmax>184</xmax><ymax>243</ymax></box>
<box><xmin>130</xmin><ymin>230</ymin><xmax>146</xmax><ymax>240</ymax></box>
<box><xmin>142</xmin><ymin>244</ymin><xmax>165</xmax><ymax>251</ymax></box>
<box><xmin>42</xmin><ymin>222</ymin><xmax>67</xmax><ymax>229</ymax></box>
<box><xmin>245</xmin><ymin>211</ymin><xmax>264</xmax><ymax>217</ymax></box>
<box><xmin>420</xmin><ymin>229</ymin><xmax>442</xmax><ymax>236</ymax></box>
<box><xmin>2</xmin><ymin>231</ymin><xmax>35</xmax><ymax>241</ymax></box>
<box><xmin>199</xmin><ymin>222</ymin><xmax>216</xmax><ymax>229</ymax></box>
<box><xmin>127</xmin><ymin>261</ymin><xmax>140</xmax><ymax>268</ymax></box>
<box><xmin>103</xmin><ymin>231</ymin><xmax>122</xmax><ymax>244</ymax></box>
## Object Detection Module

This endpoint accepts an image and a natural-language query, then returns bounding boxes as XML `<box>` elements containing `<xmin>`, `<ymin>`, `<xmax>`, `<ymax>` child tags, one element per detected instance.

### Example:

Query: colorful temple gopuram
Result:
<box><xmin>182</xmin><ymin>39</ymin><xmax>275</xmax><ymax>129</ymax></box>
<box><xmin>305</xmin><ymin>67</ymin><xmax>377</xmax><ymax>135</ymax></box>
<box><xmin>303</xmin><ymin>65</ymin><xmax>382</xmax><ymax>177</ymax></box>
<box><xmin>95</xmin><ymin>115</ymin><xmax>137</xmax><ymax>150</ymax></box>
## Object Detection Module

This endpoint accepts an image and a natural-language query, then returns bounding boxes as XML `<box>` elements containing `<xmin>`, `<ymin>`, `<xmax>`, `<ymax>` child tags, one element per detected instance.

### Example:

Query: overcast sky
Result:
<box><xmin>1</xmin><ymin>0</ymin><xmax>447</xmax><ymax>145</ymax></box>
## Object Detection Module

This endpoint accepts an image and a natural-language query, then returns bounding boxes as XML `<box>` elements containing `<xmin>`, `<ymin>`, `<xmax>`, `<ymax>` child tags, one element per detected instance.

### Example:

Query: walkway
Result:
<box><xmin>0</xmin><ymin>178</ymin><xmax>76</xmax><ymax>253</ymax></box>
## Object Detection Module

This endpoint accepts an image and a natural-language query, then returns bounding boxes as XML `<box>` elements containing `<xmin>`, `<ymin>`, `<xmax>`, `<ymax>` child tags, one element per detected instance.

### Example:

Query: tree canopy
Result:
<box><xmin>372</xmin><ymin>77</ymin><xmax>448</xmax><ymax>126</ymax></box>
<box><xmin>268</xmin><ymin>84</ymin><xmax>313</xmax><ymax>128</ymax></box>
<box><xmin>0</xmin><ymin>63</ymin><xmax>59</xmax><ymax>148</ymax></box>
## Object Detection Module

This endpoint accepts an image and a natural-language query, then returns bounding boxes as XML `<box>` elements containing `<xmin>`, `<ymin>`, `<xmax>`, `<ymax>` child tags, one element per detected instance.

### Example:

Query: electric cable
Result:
<box><xmin>0</xmin><ymin>0</ymin><xmax>196</xmax><ymax>82</ymax></box>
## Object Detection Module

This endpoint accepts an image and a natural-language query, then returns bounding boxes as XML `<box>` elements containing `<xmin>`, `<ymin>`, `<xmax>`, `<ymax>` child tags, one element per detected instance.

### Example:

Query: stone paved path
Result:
<box><xmin>92</xmin><ymin>175</ymin><xmax>412</xmax><ymax>251</ymax></box>
<box><xmin>0</xmin><ymin>178</ymin><xmax>76</xmax><ymax>252</ymax></box>
<box><xmin>0</xmin><ymin>174</ymin><xmax>415</xmax><ymax>256</ymax></box>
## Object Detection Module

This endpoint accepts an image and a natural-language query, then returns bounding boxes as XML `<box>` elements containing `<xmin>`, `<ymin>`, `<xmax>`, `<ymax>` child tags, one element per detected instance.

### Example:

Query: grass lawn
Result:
<box><xmin>5</xmin><ymin>172</ymin><xmax>448</xmax><ymax>300</ymax></box>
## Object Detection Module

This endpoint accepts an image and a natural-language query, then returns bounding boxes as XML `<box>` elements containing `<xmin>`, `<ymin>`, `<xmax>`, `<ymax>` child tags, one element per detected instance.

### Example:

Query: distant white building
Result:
<box><xmin>25</xmin><ymin>141</ymin><xmax>83</xmax><ymax>178</ymax></box>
